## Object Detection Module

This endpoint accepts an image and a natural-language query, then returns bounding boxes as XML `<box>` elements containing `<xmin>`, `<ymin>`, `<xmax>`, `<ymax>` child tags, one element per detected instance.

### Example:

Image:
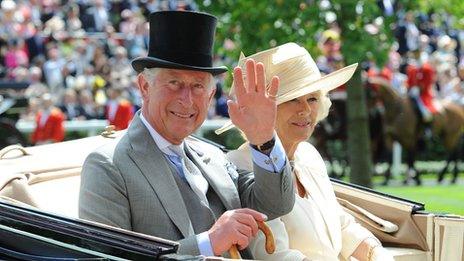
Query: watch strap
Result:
<box><xmin>250</xmin><ymin>137</ymin><xmax>276</xmax><ymax>152</ymax></box>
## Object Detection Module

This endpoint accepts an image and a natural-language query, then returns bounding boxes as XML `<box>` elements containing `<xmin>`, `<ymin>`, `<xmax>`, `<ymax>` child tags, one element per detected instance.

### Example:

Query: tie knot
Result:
<box><xmin>169</xmin><ymin>144</ymin><xmax>185</xmax><ymax>158</ymax></box>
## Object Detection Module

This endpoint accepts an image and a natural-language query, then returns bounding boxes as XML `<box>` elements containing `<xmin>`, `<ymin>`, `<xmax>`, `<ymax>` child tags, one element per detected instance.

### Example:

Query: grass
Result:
<box><xmin>368</xmin><ymin>171</ymin><xmax>464</xmax><ymax>216</ymax></box>
<box><xmin>375</xmin><ymin>184</ymin><xmax>464</xmax><ymax>216</ymax></box>
<box><xmin>330</xmin><ymin>162</ymin><xmax>464</xmax><ymax>216</ymax></box>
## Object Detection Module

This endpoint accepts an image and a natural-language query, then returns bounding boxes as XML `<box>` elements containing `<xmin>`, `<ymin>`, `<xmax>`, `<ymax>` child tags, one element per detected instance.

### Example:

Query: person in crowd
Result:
<box><xmin>59</xmin><ymin>89</ymin><xmax>81</xmax><ymax>120</ymax></box>
<box><xmin>108</xmin><ymin>46</ymin><xmax>132</xmax><ymax>79</ymax></box>
<box><xmin>21</xmin><ymin>96</ymin><xmax>40</xmax><ymax>121</ymax></box>
<box><xmin>316</xmin><ymin>29</ymin><xmax>343</xmax><ymax>75</ymax></box>
<box><xmin>437</xmin><ymin>63</ymin><xmax>462</xmax><ymax>105</ymax></box>
<box><xmin>43</xmin><ymin>48</ymin><xmax>66</xmax><ymax>94</ymax></box>
<box><xmin>213</xmin><ymin>82</ymin><xmax>229</xmax><ymax>118</ymax></box>
<box><xmin>74</xmin><ymin>65</ymin><xmax>106</xmax><ymax>92</ymax></box>
<box><xmin>432</xmin><ymin>35</ymin><xmax>458</xmax><ymax>70</ymax></box>
<box><xmin>77</xmin><ymin>89</ymin><xmax>102</xmax><ymax>120</ymax></box>
<box><xmin>388</xmin><ymin>47</ymin><xmax>409</xmax><ymax>96</ymax></box>
<box><xmin>79</xmin><ymin>11</ymin><xmax>294</xmax><ymax>258</ymax></box>
<box><xmin>91</xmin><ymin>44</ymin><xmax>111</xmax><ymax>79</ymax></box>
<box><xmin>104</xmin><ymin>86</ymin><xmax>133</xmax><ymax>130</ymax></box>
<box><xmin>4</xmin><ymin>39</ymin><xmax>29</xmax><ymax>71</ymax></box>
<box><xmin>31</xmin><ymin>93</ymin><xmax>65</xmax><ymax>145</ymax></box>
<box><xmin>119</xmin><ymin>9</ymin><xmax>137</xmax><ymax>36</ymax></box>
<box><xmin>25</xmin><ymin>66</ymin><xmax>48</xmax><ymax>98</ymax></box>
<box><xmin>0</xmin><ymin>0</ymin><xmax>19</xmax><ymax>40</ymax></box>
<box><xmin>65</xmin><ymin>4</ymin><xmax>83</xmax><ymax>32</ymax></box>
<box><xmin>85</xmin><ymin>0</ymin><xmax>109</xmax><ymax>32</ymax></box>
<box><xmin>406</xmin><ymin>49</ymin><xmax>438</xmax><ymax>122</ymax></box>
<box><xmin>395</xmin><ymin>11</ymin><xmax>420</xmax><ymax>55</ymax></box>
<box><xmin>221</xmin><ymin>43</ymin><xmax>393</xmax><ymax>261</ymax></box>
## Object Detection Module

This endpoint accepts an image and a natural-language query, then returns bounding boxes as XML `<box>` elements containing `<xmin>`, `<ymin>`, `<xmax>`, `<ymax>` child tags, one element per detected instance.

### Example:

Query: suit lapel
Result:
<box><xmin>126</xmin><ymin>114</ymin><xmax>194</xmax><ymax>237</ymax></box>
<box><xmin>185</xmin><ymin>141</ymin><xmax>241</xmax><ymax>210</ymax></box>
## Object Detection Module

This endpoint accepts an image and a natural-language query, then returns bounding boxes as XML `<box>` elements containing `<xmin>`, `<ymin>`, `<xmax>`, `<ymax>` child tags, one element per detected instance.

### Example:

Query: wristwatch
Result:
<box><xmin>250</xmin><ymin>137</ymin><xmax>276</xmax><ymax>152</ymax></box>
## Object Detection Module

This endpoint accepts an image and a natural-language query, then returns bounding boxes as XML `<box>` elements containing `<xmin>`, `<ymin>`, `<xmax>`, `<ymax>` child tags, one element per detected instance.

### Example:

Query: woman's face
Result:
<box><xmin>276</xmin><ymin>91</ymin><xmax>320</xmax><ymax>145</ymax></box>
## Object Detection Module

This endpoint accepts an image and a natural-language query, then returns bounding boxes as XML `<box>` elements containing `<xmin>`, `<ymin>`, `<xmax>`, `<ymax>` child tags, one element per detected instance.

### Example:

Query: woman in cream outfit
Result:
<box><xmin>217</xmin><ymin>43</ymin><xmax>393</xmax><ymax>261</ymax></box>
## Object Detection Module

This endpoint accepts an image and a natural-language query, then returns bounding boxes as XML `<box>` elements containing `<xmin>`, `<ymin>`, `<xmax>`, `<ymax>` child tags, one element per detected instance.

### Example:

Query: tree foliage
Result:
<box><xmin>417</xmin><ymin>0</ymin><xmax>464</xmax><ymax>29</ymax></box>
<box><xmin>197</xmin><ymin>0</ymin><xmax>461</xmax><ymax>187</ymax></box>
<box><xmin>199</xmin><ymin>0</ymin><xmax>398</xmax><ymax>73</ymax></box>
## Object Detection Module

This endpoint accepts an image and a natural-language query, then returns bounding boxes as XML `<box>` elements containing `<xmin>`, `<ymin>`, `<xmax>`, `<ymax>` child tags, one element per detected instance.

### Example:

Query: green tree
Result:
<box><xmin>197</xmin><ymin>0</ymin><xmax>403</xmax><ymax>187</ymax></box>
<box><xmin>417</xmin><ymin>0</ymin><xmax>464</xmax><ymax>29</ymax></box>
<box><xmin>334</xmin><ymin>1</ymin><xmax>390</xmax><ymax>188</ymax></box>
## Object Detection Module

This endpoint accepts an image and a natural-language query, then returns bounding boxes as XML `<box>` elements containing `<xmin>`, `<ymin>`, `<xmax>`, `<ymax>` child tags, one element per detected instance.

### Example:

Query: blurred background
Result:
<box><xmin>0</xmin><ymin>0</ymin><xmax>463</xmax><ymax>215</ymax></box>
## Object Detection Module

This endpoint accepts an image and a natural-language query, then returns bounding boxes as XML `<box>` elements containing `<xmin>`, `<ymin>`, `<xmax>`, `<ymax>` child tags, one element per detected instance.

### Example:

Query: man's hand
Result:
<box><xmin>228</xmin><ymin>59</ymin><xmax>279</xmax><ymax>145</ymax></box>
<box><xmin>208</xmin><ymin>208</ymin><xmax>267</xmax><ymax>256</ymax></box>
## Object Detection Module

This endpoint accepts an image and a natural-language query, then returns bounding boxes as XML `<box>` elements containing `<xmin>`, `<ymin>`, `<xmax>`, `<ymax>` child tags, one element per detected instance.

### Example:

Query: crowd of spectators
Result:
<box><xmin>0</xmin><ymin>0</ymin><xmax>463</xmax><ymax>145</ymax></box>
<box><xmin>0</xmin><ymin>0</ymin><xmax>230</xmax><ymax>144</ymax></box>
<box><xmin>316</xmin><ymin>5</ymin><xmax>464</xmax><ymax>123</ymax></box>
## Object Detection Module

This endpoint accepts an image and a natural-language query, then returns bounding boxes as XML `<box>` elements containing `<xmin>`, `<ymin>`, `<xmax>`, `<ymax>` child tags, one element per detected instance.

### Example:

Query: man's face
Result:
<box><xmin>138</xmin><ymin>68</ymin><xmax>215</xmax><ymax>144</ymax></box>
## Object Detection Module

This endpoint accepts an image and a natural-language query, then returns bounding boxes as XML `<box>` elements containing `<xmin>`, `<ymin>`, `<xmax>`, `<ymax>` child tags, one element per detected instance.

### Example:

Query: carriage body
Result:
<box><xmin>0</xmin><ymin>131</ymin><xmax>462</xmax><ymax>260</ymax></box>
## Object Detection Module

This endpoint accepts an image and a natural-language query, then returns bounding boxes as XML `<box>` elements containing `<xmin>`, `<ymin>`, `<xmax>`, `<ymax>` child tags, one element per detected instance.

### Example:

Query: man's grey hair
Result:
<box><xmin>141</xmin><ymin>68</ymin><xmax>216</xmax><ymax>90</ymax></box>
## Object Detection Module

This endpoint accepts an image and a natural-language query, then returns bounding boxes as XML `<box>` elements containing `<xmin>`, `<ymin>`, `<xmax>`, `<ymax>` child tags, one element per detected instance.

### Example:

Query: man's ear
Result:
<box><xmin>137</xmin><ymin>73</ymin><xmax>149</xmax><ymax>100</ymax></box>
<box><xmin>208</xmin><ymin>85</ymin><xmax>216</xmax><ymax>104</ymax></box>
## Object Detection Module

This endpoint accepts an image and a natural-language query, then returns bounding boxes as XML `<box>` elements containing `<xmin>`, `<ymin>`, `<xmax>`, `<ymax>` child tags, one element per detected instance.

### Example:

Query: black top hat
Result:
<box><xmin>131</xmin><ymin>11</ymin><xmax>228</xmax><ymax>75</ymax></box>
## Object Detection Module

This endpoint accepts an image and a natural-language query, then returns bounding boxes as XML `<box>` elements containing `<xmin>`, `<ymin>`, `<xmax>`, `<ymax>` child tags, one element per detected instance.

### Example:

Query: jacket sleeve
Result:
<box><xmin>79</xmin><ymin>151</ymin><xmax>133</xmax><ymax>230</ymax></box>
<box><xmin>237</xmin><ymin>160</ymin><xmax>295</xmax><ymax>220</ymax></box>
<box><xmin>248</xmin><ymin>218</ymin><xmax>306</xmax><ymax>261</ymax></box>
<box><xmin>338</xmin><ymin>202</ymin><xmax>376</xmax><ymax>259</ymax></box>
<box><xmin>228</xmin><ymin>142</ymin><xmax>295</xmax><ymax>221</ymax></box>
<box><xmin>177</xmin><ymin>236</ymin><xmax>201</xmax><ymax>256</ymax></box>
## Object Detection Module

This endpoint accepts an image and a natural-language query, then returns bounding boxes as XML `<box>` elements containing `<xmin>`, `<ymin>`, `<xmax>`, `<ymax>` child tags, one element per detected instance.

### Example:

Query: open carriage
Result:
<box><xmin>0</xmin><ymin>130</ymin><xmax>462</xmax><ymax>260</ymax></box>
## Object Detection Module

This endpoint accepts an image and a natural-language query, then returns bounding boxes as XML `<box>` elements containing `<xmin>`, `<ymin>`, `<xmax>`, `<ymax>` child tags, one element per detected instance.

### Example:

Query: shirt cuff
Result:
<box><xmin>196</xmin><ymin>231</ymin><xmax>215</xmax><ymax>257</ymax></box>
<box><xmin>250</xmin><ymin>135</ymin><xmax>286</xmax><ymax>173</ymax></box>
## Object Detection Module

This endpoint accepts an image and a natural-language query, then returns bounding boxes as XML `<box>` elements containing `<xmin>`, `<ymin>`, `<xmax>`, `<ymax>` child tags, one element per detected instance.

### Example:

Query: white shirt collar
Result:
<box><xmin>139</xmin><ymin>112</ymin><xmax>183</xmax><ymax>157</ymax></box>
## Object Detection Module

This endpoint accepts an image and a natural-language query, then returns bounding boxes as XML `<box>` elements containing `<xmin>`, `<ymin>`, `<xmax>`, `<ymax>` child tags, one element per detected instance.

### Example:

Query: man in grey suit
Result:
<box><xmin>79</xmin><ymin>11</ymin><xmax>294</xmax><ymax>258</ymax></box>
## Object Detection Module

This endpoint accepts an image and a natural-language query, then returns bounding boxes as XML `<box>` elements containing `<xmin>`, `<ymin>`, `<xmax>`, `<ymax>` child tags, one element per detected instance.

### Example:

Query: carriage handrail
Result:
<box><xmin>0</xmin><ymin>144</ymin><xmax>29</xmax><ymax>160</ymax></box>
<box><xmin>330</xmin><ymin>178</ymin><xmax>425</xmax><ymax>212</ymax></box>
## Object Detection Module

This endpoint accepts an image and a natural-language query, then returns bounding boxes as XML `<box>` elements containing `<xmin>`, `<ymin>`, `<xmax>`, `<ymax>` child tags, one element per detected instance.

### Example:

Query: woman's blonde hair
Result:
<box><xmin>317</xmin><ymin>91</ymin><xmax>332</xmax><ymax>123</ymax></box>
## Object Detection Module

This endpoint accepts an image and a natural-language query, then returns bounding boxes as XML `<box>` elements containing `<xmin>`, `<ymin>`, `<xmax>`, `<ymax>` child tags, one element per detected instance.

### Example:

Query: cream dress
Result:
<box><xmin>227</xmin><ymin>141</ymin><xmax>375</xmax><ymax>261</ymax></box>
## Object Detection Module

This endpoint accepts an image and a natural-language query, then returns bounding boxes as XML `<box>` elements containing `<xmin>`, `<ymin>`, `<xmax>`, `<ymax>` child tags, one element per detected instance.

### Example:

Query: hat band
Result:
<box><xmin>148</xmin><ymin>50</ymin><xmax>213</xmax><ymax>67</ymax></box>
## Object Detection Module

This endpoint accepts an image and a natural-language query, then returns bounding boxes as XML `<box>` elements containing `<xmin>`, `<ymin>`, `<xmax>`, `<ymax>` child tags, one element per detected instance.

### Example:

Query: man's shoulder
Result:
<box><xmin>86</xmin><ymin>132</ymin><xmax>129</xmax><ymax>162</ymax></box>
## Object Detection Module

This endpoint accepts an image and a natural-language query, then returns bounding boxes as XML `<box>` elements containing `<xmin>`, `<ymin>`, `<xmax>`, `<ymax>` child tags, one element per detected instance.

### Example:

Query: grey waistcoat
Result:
<box><xmin>167</xmin><ymin>158</ymin><xmax>225</xmax><ymax>234</ymax></box>
<box><xmin>167</xmin><ymin>155</ymin><xmax>253</xmax><ymax>259</ymax></box>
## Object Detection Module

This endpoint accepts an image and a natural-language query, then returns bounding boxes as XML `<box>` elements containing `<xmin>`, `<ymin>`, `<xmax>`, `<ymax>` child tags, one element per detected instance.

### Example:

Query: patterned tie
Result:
<box><xmin>169</xmin><ymin>144</ymin><xmax>209</xmax><ymax>206</ymax></box>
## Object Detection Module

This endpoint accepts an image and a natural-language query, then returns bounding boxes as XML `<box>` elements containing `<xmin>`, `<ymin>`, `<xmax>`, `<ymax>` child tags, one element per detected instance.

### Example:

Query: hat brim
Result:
<box><xmin>215</xmin><ymin>63</ymin><xmax>358</xmax><ymax>135</ymax></box>
<box><xmin>131</xmin><ymin>57</ymin><xmax>228</xmax><ymax>76</ymax></box>
<box><xmin>277</xmin><ymin>63</ymin><xmax>358</xmax><ymax>105</ymax></box>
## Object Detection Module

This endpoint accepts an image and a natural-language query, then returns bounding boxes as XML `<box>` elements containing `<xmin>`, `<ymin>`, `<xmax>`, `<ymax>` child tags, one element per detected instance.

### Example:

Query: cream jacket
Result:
<box><xmin>227</xmin><ymin>141</ymin><xmax>375</xmax><ymax>261</ymax></box>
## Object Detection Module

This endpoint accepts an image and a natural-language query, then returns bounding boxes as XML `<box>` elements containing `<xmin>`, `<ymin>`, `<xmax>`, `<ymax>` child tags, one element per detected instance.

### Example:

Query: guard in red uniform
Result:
<box><xmin>367</xmin><ymin>65</ymin><xmax>393</xmax><ymax>91</ymax></box>
<box><xmin>31</xmin><ymin>94</ymin><xmax>65</xmax><ymax>145</ymax></box>
<box><xmin>105</xmin><ymin>87</ymin><xmax>134</xmax><ymax>130</ymax></box>
<box><xmin>406</xmin><ymin>52</ymin><xmax>437</xmax><ymax>122</ymax></box>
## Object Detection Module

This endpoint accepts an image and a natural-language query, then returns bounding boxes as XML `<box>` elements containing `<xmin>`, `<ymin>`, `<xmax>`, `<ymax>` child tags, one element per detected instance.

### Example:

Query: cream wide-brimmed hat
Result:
<box><xmin>215</xmin><ymin>42</ymin><xmax>358</xmax><ymax>135</ymax></box>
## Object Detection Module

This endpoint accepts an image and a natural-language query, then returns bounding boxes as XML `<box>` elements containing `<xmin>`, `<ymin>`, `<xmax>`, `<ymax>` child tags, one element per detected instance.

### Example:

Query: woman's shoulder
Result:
<box><xmin>295</xmin><ymin>141</ymin><xmax>321</xmax><ymax>157</ymax></box>
<box><xmin>295</xmin><ymin>142</ymin><xmax>326</xmax><ymax>168</ymax></box>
